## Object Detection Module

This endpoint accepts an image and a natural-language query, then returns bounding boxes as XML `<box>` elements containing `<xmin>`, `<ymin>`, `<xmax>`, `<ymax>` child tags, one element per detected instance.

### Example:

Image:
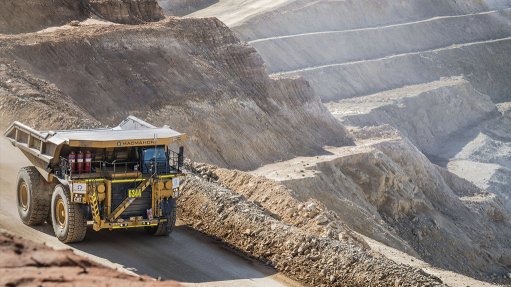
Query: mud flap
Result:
<box><xmin>161</xmin><ymin>197</ymin><xmax>176</xmax><ymax>218</ymax></box>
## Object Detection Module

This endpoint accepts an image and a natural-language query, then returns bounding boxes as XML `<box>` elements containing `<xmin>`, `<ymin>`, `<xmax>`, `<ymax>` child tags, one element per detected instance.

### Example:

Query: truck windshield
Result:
<box><xmin>143</xmin><ymin>147</ymin><xmax>167</xmax><ymax>161</ymax></box>
<box><xmin>141</xmin><ymin>147</ymin><xmax>168</xmax><ymax>174</ymax></box>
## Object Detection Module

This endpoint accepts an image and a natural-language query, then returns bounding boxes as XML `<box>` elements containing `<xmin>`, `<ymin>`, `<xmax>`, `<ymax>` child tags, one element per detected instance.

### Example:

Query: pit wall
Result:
<box><xmin>0</xmin><ymin>61</ymin><xmax>100</xmax><ymax>130</ymax></box>
<box><xmin>232</xmin><ymin>0</ymin><xmax>511</xmax><ymax>40</ymax></box>
<box><xmin>158</xmin><ymin>0</ymin><xmax>216</xmax><ymax>16</ymax></box>
<box><xmin>88</xmin><ymin>0</ymin><xmax>164</xmax><ymax>24</ymax></box>
<box><xmin>251</xmin><ymin>9</ymin><xmax>511</xmax><ymax>74</ymax></box>
<box><xmin>335</xmin><ymin>78</ymin><xmax>499</xmax><ymax>155</ymax></box>
<box><xmin>279</xmin><ymin>136</ymin><xmax>511</xmax><ymax>278</ymax></box>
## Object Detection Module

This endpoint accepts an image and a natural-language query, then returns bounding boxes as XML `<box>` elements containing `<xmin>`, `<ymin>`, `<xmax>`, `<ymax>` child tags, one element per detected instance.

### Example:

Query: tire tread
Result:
<box><xmin>52</xmin><ymin>185</ymin><xmax>87</xmax><ymax>243</ymax></box>
<box><xmin>17</xmin><ymin>166</ymin><xmax>51</xmax><ymax>225</ymax></box>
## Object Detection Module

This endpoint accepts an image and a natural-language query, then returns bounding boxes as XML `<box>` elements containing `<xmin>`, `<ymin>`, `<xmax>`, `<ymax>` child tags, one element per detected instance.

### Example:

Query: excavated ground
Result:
<box><xmin>187</xmin><ymin>0</ymin><xmax>511</xmax><ymax>284</ymax></box>
<box><xmin>0</xmin><ymin>5</ymin><xmax>428</xmax><ymax>286</ymax></box>
<box><xmin>3</xmin><ymin>0</ymin><xmax>511</xmax><ymax>286</ymax></box>
<box><xmin>0</xmin><ymin>12</ymin><xmax>461</xmax><ymax>287</ymax></box>
<box><xmin>250</xmin><ymin>128</ymin><xmax>511</xmax><ymax>283</ymax></box>
<box><xmin>178</xmin><ymin>166</ymin><xmax>445</xmax><ymax>287</ymax></box>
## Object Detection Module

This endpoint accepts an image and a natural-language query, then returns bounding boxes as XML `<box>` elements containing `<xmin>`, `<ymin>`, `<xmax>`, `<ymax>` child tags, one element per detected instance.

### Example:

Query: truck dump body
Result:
<box><xmin>4</xmin><ymin>116</ymin><xmax>186</xmax><ymax>242</ymax></box>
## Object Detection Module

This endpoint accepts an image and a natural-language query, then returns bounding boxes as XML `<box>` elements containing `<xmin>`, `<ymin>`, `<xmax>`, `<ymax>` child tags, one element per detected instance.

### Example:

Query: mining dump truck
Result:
<box><xmin>3</xmin><ymin>116</ymin><xmax>186</xmax><ymax>243</ymax></box>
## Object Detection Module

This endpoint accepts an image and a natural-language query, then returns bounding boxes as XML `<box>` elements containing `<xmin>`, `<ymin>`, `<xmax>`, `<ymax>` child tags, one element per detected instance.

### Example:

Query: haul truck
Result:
<box><xmin>3</xmin><ymin>116</ymin><xmax>186</xmax><ymax>243</ymax></box>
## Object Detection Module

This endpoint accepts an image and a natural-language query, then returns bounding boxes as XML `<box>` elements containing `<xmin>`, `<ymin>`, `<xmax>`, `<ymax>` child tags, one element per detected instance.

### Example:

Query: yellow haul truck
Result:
<box><xmin>3</xmin><ymin>116</ymin><xmax>186</xmax><ymax>243</ymax></box>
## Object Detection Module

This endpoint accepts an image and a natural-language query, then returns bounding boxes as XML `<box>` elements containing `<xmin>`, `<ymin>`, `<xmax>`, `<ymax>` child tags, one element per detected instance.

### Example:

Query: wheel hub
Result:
<box><xmin>19</xmin><ymin>182</ymin><xmax>28</xmax><ymax>211</ymax></box>
<box><xmin>56</xmin><ymin>198</ymin><xmax>66</xmax><ymax>228</ymax></box>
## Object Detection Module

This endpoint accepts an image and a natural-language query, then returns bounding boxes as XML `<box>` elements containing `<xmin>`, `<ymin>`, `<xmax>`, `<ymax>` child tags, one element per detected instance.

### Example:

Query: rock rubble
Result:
<box><xmin>178</xmin><ymin>165</ymin><xmax>445</xmax><ymax>286</ymax></box>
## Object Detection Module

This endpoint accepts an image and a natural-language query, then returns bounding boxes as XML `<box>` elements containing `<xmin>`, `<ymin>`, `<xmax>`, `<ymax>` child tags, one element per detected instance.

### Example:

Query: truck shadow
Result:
<box><xmin>68</xmin><ymin>224</ymin><xmax>279</xmax><ymax>283</ymax></box>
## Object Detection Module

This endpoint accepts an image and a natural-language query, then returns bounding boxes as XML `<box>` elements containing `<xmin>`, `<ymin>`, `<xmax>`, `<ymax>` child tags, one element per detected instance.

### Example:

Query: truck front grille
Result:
<box><xmin>111</xmin><ymin>182</ymin><xmax>152</xmax><ymax>218</ymax></box>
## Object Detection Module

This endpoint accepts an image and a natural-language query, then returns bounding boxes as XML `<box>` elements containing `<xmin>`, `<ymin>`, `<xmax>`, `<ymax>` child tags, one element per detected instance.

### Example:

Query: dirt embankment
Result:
<box><xmin>0</xmin><ymin>61</ymin><xmax>100</xmax><ymax>130</ymax></box>
<box><xmin>0</xmin><ymin>0</ymin><xmax>164</xmax><ymax>34</ymax></box>
<box><xmin>0</xmin><ymin>229</ymin><xmax>182</xmax><ymax>287</ymax></box>
<box><xmin>178</xmin><ymin>172</ymin><xmax>445</xmax><ymax>287</ymax></box>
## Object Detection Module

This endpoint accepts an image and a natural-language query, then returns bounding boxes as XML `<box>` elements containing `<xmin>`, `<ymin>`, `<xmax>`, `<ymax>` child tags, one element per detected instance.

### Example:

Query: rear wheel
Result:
<box><xmin>51</xmin><ymin>185</ymin><xmax>87</xmax><ymax>243</ymax></box>
<box><xmin>16</xmin><ymin>166</ymin><xmax>51</xmax><ymax>226</ymax></box>
<box><xmin>145</xmin><ymin>198</ymin><xmax>176</xmax><ymax>236</ymax></box>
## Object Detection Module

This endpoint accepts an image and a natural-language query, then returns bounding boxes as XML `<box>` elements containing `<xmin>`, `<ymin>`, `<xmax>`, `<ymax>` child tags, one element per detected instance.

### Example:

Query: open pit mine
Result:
<box><xmin>1</xmin><ymin>0</ymin><xmax>510</xmax><ymax>286</ymax></box>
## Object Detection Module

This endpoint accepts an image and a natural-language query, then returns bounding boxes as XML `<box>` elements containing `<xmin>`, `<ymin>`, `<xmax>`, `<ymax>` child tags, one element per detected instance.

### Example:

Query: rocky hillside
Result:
<box><xmin>0</xmin><ymin>0</ymin><xmax>86</xmax><ymax>34</ymax></box>
<box><xmin>0</xmin><ymin>0</ymin><xmax>164</xmax><ymax>34</ymax></box>
<box><xmin>178</xmin><ymin>167</ymin><xmax>446</xmax><ymax>287</ymax></box>
<box><xmin>3</xmin><ymin>0</ymin><xmax>511</xmax><ymax>285</ymax></box>
<box><xmin>186</xmin><ymin>0</ymin><xmax>511</xmax><ymax>283</ymax></box>
<box><xmin>250</xmin><ymin>127</ymin><xmax>511</xmax><ymax>281</ymax></box>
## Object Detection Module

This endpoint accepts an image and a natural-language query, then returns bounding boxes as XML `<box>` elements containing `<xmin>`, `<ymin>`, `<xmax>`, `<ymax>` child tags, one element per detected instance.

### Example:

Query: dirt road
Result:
<box><xmin>0</xmin><ymin>137</ymin><xmax>298</xmax><ymax>287</ymax></box>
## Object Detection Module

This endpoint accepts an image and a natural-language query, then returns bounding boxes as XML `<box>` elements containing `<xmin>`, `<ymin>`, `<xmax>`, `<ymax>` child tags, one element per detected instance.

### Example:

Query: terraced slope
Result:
<box><xmin>190</xmin><ymin>0</ymin><xmax>511</xmax><ymax>204</ymax></box>
<box><xmin>186</xmin><ymin>0</ymin><xmax>511</xmax><ymax>282</ymax></box>
<box><xmin>191</xmin><ymin>0</ymin><xmax>511</xmax><ymax>103</ymax></box>
<box><xmin>250</xmin><ymin>130</ymin><xmax>511</xmax><ymax>280</ymax></box>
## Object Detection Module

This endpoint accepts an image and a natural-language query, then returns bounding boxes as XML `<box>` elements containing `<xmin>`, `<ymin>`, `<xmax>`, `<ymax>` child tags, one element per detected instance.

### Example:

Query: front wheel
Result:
<box><xmin>145</xmin><ymin>198</ymin><xmax>176</xmax><ymax>236</ymax></box>
<box><xmin>51</xmin><ymin>185</ymin><xmax>87</xmax><ymax>243</ymax></box>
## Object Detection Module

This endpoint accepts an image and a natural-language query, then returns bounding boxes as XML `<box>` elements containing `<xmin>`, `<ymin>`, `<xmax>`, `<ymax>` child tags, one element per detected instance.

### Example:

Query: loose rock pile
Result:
<box><xmin>178</xmin><ymin>169</ymin><xmax>445</xmax><ymax>286</ymax></box>
<box><xmin>188</xmin><ymin>161</ymin><xmax>369</xmax><ymax>248</ymax></box>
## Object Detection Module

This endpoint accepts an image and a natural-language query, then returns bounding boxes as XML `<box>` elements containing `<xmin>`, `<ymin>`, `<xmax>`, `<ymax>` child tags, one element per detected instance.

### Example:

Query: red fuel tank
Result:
<box><xmin>77</xmin><ymin>151</ymin><xmax>84</xmax><ymax>174</ymax></box>
<box><xmin>84</xmin><ymin>150</ymin><xmax>92</xmax><ymax>173</ymax></box>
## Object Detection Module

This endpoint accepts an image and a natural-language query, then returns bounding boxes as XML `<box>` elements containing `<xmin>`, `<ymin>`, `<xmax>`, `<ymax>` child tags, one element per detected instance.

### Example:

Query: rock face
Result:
<box><xmin>0</xmin><ymin>0</ymin><xmax>86</xmax><ymax>34</ymax></box>
<box><xmin>0</xmin><ymin>61</ymin><xmax>100</xmax><ymax>130</ymax></box>
<box><xmin>327</xmin><ymin>77</ymin><xmax>499</xmax><ymax>155</ymax></box>
<box><xmin>0</xmin><ymin>17</ymin><xmax>352</xmax><ymax>170</ymax></box>
<box><xmin>0</xmin><ymin>0</ymin><xmax>165</xmax><ymax>34</ymax></box>
<box><xmin>88</xmin><ymin>0</ymin><xmax>165</xmax><ymax>24</ymax></box>
<box><xmin>250</xmin><ymin>129</ymin><xmax>511</xmax><ymax>281</ymax></box>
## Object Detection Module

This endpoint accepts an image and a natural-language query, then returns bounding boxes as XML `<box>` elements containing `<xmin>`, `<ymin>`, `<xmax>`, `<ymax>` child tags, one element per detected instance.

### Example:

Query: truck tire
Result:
<box><xmin>16</xmin><ymin>166</ymin><xmax>51</xmax><ymax>226</ymax></box>
<box><xmin>51</xmin><ymin>184</ymin><xmax>87</xmax><ymax>243</ymax></box>
<box><xmin>146</xmin><ymin>199</ymin><xmax>176</xmax><ymax>236</ymax></box>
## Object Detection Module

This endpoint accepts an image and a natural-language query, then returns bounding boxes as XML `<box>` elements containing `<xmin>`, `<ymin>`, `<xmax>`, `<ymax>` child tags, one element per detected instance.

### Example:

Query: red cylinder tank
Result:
<box><xmin>84</xmin><ymin>151</ymin><xmax>92</xmax><ymax>173</ymax></box>
<box><xmin>77</xmin><ymin>151</ymin><xmax>84</xmax><ymax>174</ymax></box>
